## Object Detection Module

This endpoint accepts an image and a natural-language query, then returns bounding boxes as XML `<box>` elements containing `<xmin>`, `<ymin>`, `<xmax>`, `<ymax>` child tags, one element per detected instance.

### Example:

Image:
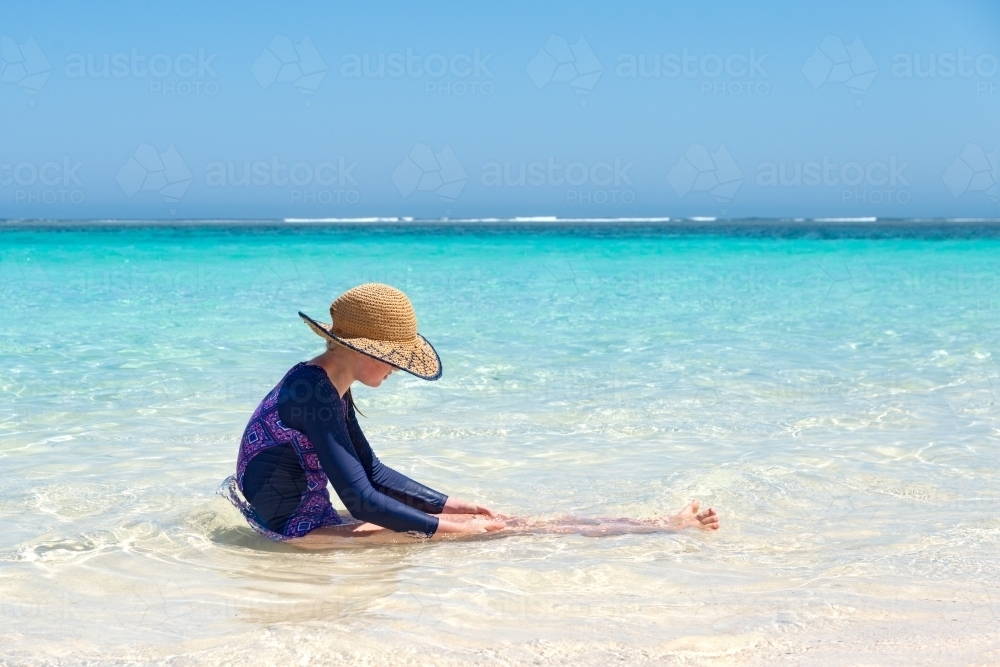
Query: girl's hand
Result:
<box><xmin>443</xmin><ymin>497</ymin><xmax>498</xmax><ymax>517</ymax></box>
<box><xmin>465</xmin><ymin>502</ymin><xmax>498</xmax><ymax>517</ymax></box>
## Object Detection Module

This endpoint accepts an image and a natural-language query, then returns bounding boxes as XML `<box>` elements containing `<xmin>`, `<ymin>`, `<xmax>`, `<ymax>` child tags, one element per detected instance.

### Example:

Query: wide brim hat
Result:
<box><xmin>299</xmin><ymin>283</ymin><xmax>442</xmax><ymax>381</ymax></box>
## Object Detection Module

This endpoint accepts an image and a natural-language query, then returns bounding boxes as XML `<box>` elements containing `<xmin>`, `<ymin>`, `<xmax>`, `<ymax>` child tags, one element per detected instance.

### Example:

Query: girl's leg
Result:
<box><xmin>288</xmin><ymin>521</ymin><xmax>412</xmax><ymax>548</ymax></box>
<box><xmin>499</xmin><ymin>500</ymin><xmax>719</xmax><ymax>536</ymax></box>
<box><xmin>288</xmin><ymin>501</ymin><xmax>718</xmax><ymax>548</ymax></box>
<box><xmin>288</xmin><ymin>514</ymin><xmax>502</xmax><ymax>549</ymax></box>
<box><xmin>436</xmin><ymin>513</ymin><xmax>490</xmax><ymax>522</ymax></box>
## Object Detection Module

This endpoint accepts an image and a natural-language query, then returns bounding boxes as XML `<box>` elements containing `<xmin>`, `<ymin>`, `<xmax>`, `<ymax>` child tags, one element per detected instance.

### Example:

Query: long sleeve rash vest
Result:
<box><xmin>241</xmin><ymin>363</ymin><xmax>447</xmax><ymax>537</ymax></box>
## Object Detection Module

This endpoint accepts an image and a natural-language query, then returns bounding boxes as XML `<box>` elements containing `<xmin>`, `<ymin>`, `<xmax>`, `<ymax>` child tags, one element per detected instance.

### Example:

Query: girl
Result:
<box><xmin>226</xmin><ymin>283</ymin><xmax>718</xmax><ymax>547</ymax></box>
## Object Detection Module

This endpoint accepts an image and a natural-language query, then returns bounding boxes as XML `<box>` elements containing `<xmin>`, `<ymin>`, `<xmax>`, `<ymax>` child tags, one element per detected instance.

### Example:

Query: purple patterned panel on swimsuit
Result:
<box><xmin>229</xmin><ymin>364</ymin><xmax>344</xmax><ymax>540</ymax></box>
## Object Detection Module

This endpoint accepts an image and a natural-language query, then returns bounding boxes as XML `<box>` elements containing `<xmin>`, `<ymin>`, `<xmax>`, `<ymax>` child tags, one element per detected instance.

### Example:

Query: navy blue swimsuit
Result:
<box><xmin>236</xmin><ymin>363</ymin><xmax>447</xmax><ymax>538</ymax></box>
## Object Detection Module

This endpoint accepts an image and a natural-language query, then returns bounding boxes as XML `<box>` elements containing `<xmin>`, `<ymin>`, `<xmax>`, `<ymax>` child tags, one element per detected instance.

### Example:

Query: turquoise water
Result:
<box><xmin>2</xmin><ymin>224</ymin><xmax>999</xmax><ymax>665</ymax></box>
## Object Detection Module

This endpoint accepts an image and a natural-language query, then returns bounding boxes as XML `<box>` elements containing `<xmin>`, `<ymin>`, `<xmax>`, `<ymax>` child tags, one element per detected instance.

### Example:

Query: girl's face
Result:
<box><xmin>355</xmin><ymin>352</ymin><xmax>395</xmax><ymax>388</ymax></box>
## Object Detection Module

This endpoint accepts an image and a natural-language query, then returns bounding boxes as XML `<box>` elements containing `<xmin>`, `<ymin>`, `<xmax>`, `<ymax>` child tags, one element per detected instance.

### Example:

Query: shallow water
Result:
<box><xmin>1</xmin><ymin>223</ymin><xmax>999</xmax><ymax>665</ymax></box>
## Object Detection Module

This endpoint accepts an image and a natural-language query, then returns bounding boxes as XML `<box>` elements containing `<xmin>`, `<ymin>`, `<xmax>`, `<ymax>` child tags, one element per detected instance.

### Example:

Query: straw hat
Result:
<box><xmin>299</xmin><ymin>283</ymin><xmax>442</xmax><ymax>380</ymax></box>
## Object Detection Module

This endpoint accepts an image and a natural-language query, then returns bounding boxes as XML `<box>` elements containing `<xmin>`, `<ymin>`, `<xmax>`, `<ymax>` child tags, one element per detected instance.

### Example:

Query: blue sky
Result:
<box><xmin>1</xmin><ymin>0</ymin><xmax>998</xmax><ymax>220</ymax></box>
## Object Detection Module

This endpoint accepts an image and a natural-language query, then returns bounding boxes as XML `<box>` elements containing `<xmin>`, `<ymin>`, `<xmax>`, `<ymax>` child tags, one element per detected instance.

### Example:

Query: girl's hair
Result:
<box><xmin>327</xmin><ymin>340</ymin><xmax>367</xmax><ymax>417</ymax></box>
<box><xmin>344</xmin><ymin>387</ymin><xmax>365</xmax><ymax>418</ymax></box>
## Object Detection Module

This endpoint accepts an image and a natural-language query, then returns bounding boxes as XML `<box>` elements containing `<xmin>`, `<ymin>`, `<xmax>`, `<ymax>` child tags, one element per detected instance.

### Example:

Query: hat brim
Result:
<box><xmin>298</xmin><ymin>312</ymin><xmax>442</xmax><ymax>381</ymax></box>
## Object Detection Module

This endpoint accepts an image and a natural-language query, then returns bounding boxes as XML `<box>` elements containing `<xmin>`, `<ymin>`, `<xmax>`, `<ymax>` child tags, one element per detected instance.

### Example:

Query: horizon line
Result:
<box><xmin>3</xmin><ymin>216</ymin><xmax>1000</xmax><ymax>227</ymax></box>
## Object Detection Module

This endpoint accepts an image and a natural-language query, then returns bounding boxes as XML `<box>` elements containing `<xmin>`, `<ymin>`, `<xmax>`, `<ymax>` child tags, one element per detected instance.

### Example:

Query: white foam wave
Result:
<box><xmin>282</xmin><ymin>217</ymin><xmax>414</xmax><ymax>223</ymax></box>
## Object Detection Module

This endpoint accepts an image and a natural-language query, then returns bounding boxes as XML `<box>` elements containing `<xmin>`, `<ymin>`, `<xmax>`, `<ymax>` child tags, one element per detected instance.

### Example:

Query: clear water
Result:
<box><xmin>2</xmin><ymin>223</ymin><xmax>999</xmax><ymax>665</ymax></box>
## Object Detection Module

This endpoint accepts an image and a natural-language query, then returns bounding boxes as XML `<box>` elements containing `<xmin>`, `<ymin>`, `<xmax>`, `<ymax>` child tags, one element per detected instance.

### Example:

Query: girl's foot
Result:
<box><xmin>667</xmin><ymin>500</ymin><xmax>719</xmax><ymax>530</ymax></box>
